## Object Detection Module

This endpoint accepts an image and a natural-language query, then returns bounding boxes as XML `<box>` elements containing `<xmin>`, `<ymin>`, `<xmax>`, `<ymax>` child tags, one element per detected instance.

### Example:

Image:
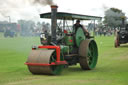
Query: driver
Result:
<box><xmin>73</xmin><ymin>19</ymin><xmax>89</xmax><ymax>37</ymax></box>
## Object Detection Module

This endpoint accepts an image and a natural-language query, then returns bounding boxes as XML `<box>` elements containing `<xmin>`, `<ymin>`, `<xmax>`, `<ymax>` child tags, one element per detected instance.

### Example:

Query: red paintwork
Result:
<box><xmin>64</xmin><ymin>30</ymin><xmax>68</xmax><ymax>34</ymax></box>
<box><xmin>55</xmin><ymin>61</ymin><xmax>68</xmax><ymax>65</ymax></box>
<box><xmin>25</xmin><ymin>62</ymin><xmax>55</xmax><ymax>66</ymax></box>
<box><xmin>32</xmin><ymin>48</ymin><xmax>35</xmax><ymax>50</ymax></box>
<box><xmin>26</xmin><ymin>45</ymin><xmax>67</xmax><ymax>66</ymax></box>
<box><xmin>25</xmin><ymin>61</ymin><xmax>67</xmax><ymax>66</ymax></box>
<box><xmin>38</xmin><ymin>45</ymin><xmax>60</xmax><ymax>61</ymax></box>
<box><xmin>51</xmin><ymin>5</ymin><xmax>58</xmax><ymax>9</ymax></box>
<box><xmin>69</xmin><ymin>40</ymin><xmax>72</xmax><ymax>42</ymax></box>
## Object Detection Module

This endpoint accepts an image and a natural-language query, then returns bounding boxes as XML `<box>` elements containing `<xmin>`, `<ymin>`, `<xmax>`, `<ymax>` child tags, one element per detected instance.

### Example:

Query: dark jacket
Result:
<box><xmin>73</xmin><ymin>24</ymin><xmax>83</xmax><ymax>33</ymax></box>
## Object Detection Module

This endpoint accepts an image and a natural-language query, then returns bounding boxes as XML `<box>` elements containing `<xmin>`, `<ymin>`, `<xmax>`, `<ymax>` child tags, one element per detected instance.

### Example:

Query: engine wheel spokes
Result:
<box><xmin>79</xmin><ymin>40</ymin><xmax>98</xmax><ymax>70</ymax></box>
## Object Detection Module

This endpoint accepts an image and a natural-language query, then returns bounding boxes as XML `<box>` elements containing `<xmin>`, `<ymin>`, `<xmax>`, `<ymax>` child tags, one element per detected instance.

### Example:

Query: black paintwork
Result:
<box><xmin>118</xmin><ymin>24</ymin><xmax>128</xmax><ymax>44</ymax></box>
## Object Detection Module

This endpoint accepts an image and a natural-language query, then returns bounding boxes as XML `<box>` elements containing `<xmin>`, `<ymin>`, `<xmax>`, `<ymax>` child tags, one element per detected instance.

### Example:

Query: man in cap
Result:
<box><xmin>73</xmin><ymin>19</ymin><xmax>89</xmax><ymax>37</ymax></box>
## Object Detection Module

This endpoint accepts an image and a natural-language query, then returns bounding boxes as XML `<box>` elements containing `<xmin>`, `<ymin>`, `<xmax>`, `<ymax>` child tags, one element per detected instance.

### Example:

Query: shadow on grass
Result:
<box><xmin>65</xmin><ymin>67</ymin><xmax>83</xmax><ymax>72</ymax></box>
<box><xmin>118</xmin><ymin>44</ymin><xmax>128</xmax><ymax>48</ymax></box>
<box><xmin>62</xmin><ymin>66</ymin><xmax>93</xmax><ymax>75</ymax></box>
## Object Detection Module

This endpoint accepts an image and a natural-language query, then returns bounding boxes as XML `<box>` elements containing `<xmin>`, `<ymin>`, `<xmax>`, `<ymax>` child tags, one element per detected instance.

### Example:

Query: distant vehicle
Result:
<box><xmin>115</xmin><ymin>24</ymin><xmax>128</xmax><ymax>47</ymax></box>
<box><xmin>4</xmin><ymin>28</ymin><xmax>17</xmax><ymax>37</ymax></box>
<box><xmin>3</xmin><ymin>23</ymin><xmax>18</xmax><ymax>38</ymax></box>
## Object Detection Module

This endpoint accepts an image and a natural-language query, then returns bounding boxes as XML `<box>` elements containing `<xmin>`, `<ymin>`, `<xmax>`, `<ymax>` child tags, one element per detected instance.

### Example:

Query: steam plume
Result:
<box><xmin>0</xmin><ymin>0</ymin><xmax>56</xmax><ymax>22</ymax></box>
<box><xmin>33</xmin><ymin>0</ymin><xmax>55</xmax><ymax>5</ymax></box>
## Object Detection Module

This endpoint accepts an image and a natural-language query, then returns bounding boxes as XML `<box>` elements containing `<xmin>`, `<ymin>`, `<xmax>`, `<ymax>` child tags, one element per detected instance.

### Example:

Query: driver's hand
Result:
<box><xmin>85</xmin><ymin>32</ymin><xmax>89</xmax><ymax>36</ymax></box>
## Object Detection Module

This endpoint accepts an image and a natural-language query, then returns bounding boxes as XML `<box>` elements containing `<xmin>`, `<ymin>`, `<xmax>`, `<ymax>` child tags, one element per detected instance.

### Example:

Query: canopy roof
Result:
<box><xmin>40</xmin><ymin>12</ymin><xmax>102</xmax><ymax>20</ymax></box>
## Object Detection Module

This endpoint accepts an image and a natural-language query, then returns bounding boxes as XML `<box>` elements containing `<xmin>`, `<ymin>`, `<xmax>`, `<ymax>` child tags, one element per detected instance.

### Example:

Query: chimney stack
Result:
<box><xmin>51</xmin><ymin>5</ymin><xmax>58</xmax><ymax>43</ymax></box>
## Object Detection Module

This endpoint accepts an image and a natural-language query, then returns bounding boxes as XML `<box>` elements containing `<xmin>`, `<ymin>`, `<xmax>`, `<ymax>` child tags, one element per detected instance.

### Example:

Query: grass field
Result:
<box><xmin>0</xmin><ymin>34</ymin><xmax>128</xmax><ymax>85</ymax></box>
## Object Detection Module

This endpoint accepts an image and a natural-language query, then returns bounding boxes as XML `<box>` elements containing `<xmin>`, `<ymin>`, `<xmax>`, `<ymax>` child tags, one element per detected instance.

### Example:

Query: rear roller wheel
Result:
<box><xmin>26</xmin><ymin>49</ymin><xmax>64</xmax><ymax>75</ymax></box>
<box><xmin>115</xmin><ymin>36</ymin><xmax>120</xmax><ymax>48</ymax></box>
<box><xmin>79</xmin><ymin>40</ymin><xmax>98</xmax><ymax>70</ymax></box>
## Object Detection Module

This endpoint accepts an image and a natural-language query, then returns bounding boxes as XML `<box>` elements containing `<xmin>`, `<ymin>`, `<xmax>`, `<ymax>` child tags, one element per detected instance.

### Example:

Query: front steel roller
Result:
<box><xmin>26</xmin><ymin>49</ymin><xmax>64</xmax><ymax>75</ymax></box>
<box><xmin>79</xmin><ymin>39</ymin><xmax>98</xmax><ymax>70</ymax></box>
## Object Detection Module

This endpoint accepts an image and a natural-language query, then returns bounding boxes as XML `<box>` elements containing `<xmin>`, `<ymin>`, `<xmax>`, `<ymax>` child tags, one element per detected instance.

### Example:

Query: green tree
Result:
<box><xmin>104</xmin><ymin>8</ymin><xmax>126</xmax><ymax>28</ymax></box>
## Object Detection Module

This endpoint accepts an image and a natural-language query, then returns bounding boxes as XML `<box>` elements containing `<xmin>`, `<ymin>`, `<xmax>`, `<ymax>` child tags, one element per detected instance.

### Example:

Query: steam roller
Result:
<box><xmin>25</xmin><ymin>5</ymin><xmax>101</xmax><ymax>75</ymax></box>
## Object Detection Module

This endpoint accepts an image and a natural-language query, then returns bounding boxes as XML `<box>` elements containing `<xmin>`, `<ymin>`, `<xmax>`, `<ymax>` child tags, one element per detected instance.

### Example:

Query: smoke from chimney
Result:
<box><xmin>102</xmin><ymin>4</ymin><xmax>108</xmax><ymax>11</ymax></box>
<box><xmin>0</xmin><ymin>0</ymin><xmax>56</xmax><ymax>22</ymax></box>
<box><xmin>32</xmin><ymin>0</ymin><xmax>55</xmax><ymax>6</ymax></box>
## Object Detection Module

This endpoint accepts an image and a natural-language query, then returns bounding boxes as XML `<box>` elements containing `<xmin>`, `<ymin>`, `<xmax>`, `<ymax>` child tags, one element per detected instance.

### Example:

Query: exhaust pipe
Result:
<box><xmin>121</xmin><ymin>16</ymin><xmax>126</xmax><ymax>27</ymax></box>
<box><xmin>122</xmin><ymin>18</ymin><xmax>125</xmax><ymax>27</ymax></box>
<box><xmin>51</xmin><ymin>5</ymin><xmax>58</xmax><ymax>43</ymax></box>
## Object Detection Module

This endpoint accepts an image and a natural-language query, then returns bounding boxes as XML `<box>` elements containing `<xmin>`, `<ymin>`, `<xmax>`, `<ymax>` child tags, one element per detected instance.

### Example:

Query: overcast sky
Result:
<box><xmin>0</xmin><ymin>0</ymin><xmax>128</xmax><ymax>22</ymax></box>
